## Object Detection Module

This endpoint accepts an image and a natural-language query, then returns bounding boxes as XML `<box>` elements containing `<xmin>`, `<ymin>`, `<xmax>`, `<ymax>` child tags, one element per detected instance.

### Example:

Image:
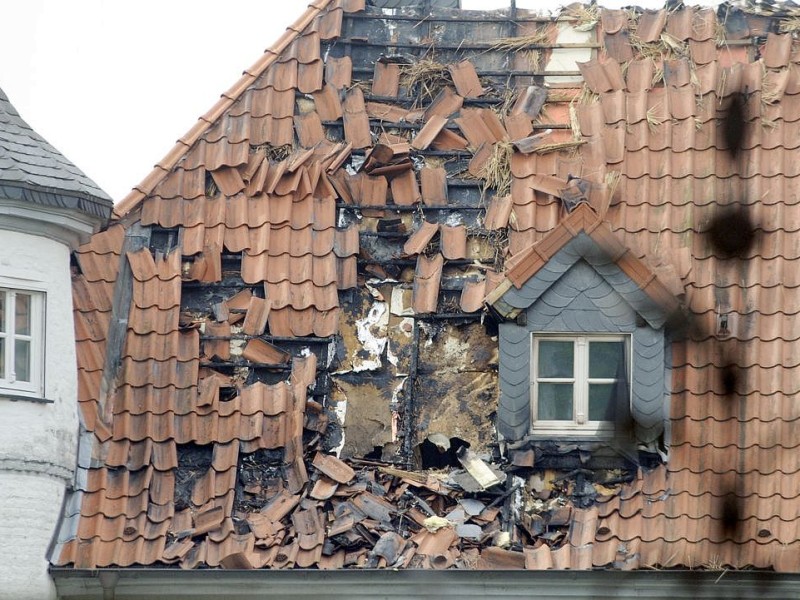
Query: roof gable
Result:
<box><xmin>488</xmin><ymin>204</ymin><xmax>680</xmax><ymax>325</ymax></box>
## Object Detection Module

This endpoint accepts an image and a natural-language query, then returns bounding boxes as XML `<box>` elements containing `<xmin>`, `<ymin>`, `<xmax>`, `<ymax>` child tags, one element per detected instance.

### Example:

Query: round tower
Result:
<box><xmin>0</xmin><ymin>87</ymin><xmax>112</xmax><ymax>600</ymax></box>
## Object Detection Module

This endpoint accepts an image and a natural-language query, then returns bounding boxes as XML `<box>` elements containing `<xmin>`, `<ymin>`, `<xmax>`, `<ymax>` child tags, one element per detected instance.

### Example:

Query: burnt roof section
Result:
<box><xmin>54</xmin><ymin>0</ymin><xmax>800</xmax><ymax>575</ymax></box>
<box><xmin>0</xmin><ymin>86</ymin><xmax>112</xmax><ymax>219</ymax></box>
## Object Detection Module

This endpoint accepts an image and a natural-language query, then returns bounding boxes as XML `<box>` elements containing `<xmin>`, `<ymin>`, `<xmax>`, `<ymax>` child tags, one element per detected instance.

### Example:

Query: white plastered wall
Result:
<box><xmin>0</xmin><ymin>228</ymin><xmax>79</xmax><ymax>600</ymax></box>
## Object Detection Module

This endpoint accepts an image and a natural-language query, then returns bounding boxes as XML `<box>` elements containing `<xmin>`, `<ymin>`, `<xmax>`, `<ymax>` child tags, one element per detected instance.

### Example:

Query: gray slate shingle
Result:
<box><xmin>0</xmin><ymin>86</ymin><xmax>112</xmax><ymax>218</ymax></box>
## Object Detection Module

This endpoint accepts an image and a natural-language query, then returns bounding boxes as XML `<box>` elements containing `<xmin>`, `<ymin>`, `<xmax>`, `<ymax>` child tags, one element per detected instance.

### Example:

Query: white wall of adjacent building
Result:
<box><xmin>0</xmin><ymin>227</ymin><xmax>80</xmax><ymax>600</ymax></box>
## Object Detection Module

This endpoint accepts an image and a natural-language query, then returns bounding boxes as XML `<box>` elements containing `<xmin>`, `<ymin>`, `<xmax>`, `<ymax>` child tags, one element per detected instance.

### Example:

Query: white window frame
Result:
<box><xmin>530</xmin><ymin>333</ymin><xmax>630</xmax><ymax>436</ymax></box>
<box><xmin>0</xmin><ymin>287</ymin><xmax>45</xmax><ymax>397</ymax></box>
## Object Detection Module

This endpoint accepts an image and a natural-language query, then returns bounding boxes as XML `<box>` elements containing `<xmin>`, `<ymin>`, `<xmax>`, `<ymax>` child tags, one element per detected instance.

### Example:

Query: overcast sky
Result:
<box><xmin>2</xmin><ymin>0</ymin><xmax>685</xmax><ymax>202</ymax></box>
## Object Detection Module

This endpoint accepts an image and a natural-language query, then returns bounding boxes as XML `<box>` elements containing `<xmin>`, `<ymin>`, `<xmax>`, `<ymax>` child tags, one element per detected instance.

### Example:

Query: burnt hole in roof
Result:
<box><xmin>174</xmin><ymin>443</ymin><xmax>213</xmax><ymax>512</ymax></box>
<box><xmin>205</xmin><ymin>171</ymin><xmax>219</xmax><ymax>197</ymax></box>
<box><xmin>704</xmin><ymin>206</ymin><xmax>756</xmax><ymax>258</ymax></box>
<box><xmin>180</xmin><ymin>277</ymin><xmax>253</xmax><ymax>313</ymax></box>
<box><xmin>417</xmin><ymin>435</ymin><xmax>470</xmax><ymax>469</ymax></box>
<box><xmin>234</xmin><ymin>448</ymin><xmax>286</xmax><ymax>513</ymax></box>
<box><xmin>219</xmin><ymin>386</ymin><xmax>238</xmax><ymax>402</ymax></box>
<box><xmin>149</xmin><ymin>227</ymin><xmax>180</xmax><ymax>255</ymax></box>
<box><xmin>245</xmin><ymin>367</ymin><xmax>292</xmax><ymax>386</ymax></box>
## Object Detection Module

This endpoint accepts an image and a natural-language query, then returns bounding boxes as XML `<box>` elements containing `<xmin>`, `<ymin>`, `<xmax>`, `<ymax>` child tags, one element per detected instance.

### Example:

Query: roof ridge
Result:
<box><xmin>112</xmin><ymin>0</ymin><xmax>337</xmax><ymax>218</ymax></box>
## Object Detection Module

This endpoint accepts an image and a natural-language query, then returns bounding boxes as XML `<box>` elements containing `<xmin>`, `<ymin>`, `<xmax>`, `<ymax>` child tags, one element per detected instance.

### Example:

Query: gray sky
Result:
<box><xmin>2</xmin><ymin>0</ymin><xmax>681</xmax><ymax>202</ymax></box>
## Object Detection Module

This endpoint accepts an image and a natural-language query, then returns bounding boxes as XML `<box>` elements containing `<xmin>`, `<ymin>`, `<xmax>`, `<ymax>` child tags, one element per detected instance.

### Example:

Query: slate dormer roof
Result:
<box><xmin>0</xmin><ymin>86</ymin><xmax>112</xmax><ymax>220</ymax></box>
<box><xmin>54</xmin><ymin>0</ymin><xmax>800</xmax><ymax>575</ymax></box>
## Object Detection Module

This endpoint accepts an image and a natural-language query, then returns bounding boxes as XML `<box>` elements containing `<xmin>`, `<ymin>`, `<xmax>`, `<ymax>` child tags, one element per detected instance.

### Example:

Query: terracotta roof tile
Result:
<box><xmin>411</xmin><ymin>115</ymin><xmax>448</xmax><ymax>151</ymax></box>
<box><xmin>342</xmin><ymin>87</ymin><xmax>371</xmax><ymax>149</ymax></box>
<box><xmin>325</xmin><ymin>55</ymin><xmax>352</xmax><ymax>90</ymax></box>
<box><xmin>635</xmin><ymin>9</ymin><xmax>666</xmax><ymax>43</ymax></box>
<box><xmin>390</xmin><ymin>169</ymin><xmax>421</xmax><ymax>206</ymax></box>
<box><xmin>366</xmin><ymin>101</ymin><xmax>408</xmax><ymax>122</ymax></box>
<box><xmin>423</xmin><ymin>86</ymin><xmax>463</xmax><ymax>122</ymax></box>
<box><xmin>440</xmin><ymin>224</ymin><xmax>467</xmax><ymax>260</ymax></box>
<box><xmin>313</xmin><ymin>83</ymin><xmax>343</xmax><ymax>121</ymax></box>
<box><xmin>412</xmin><ymin>253</ymin><xmax>443</xmax><ymax>314</ymax></box>
<box><xmin>372</xmin><ymin>60</ymin><xmax>401</xmax><ymax>97</ymax></box>
<box><xmin>430</xmin><ymin>128</ymin><xmax>469</xmax><ymax>151</ymax></box>
<box><xmin>316</xmin><ymin>6</ymin><xmax>343</xmax><ymax>40</ymax></box>
<box><xmin>419</xmin><ymin>166</ymin><xmax>448</xmax><ymax>206</ymax></box>
<box><xmin>448</xmin><ymin>60</ymin><xmax>483</xmax><ymax>98</ymax></box>
<box><xmin>455</xmin><ymin>108</ymin><xmax>504</xmax><ymax>149</ymax></box>
<box><xmin>604</xmin><ymin>30</ymin><xmax>633</xmax><ymax>62</ymax></box>
<box><xmin>484</xmin><ymin>194</ymin><xmax>513</xmax><ymax>230</ymax></box>
<box><xmin>403</xmin><ymin>221</ymin><xmax>438</xmax><ymax>256</ymax></box>
<box><xmin>294</xmin><ymin>111</ymin><xmax>325</xmax><ymax>148</ymax></box>
<box><xmin>600</xmin><ymin>8</ymin><xmax>626</xmax><ymax>33</ymax></box>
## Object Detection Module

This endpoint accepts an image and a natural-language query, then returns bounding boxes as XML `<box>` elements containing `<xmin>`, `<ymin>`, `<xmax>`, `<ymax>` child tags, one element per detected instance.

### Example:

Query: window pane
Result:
<box><xmin>538</xmin><ymin>341</ymin><xmax>573</xmax><ymax>378</ymax></box>
<box><xmin>15</xmin><ymin>339</ymin><xmax>30</xmax><ymax>382</ymax></box>
<box><xmin>0</xmin><ymin>338</ymin><xmax>4</xmax><ymax>379</ymax></box>
<box><xmin>589</xmin><ymin>341</ymin><xmax>624</xmax><ymax>379</ymax></box>
<box><xmin>589</xmin><ymin>383</ymin><xmax>616</xmax><ymax>421</ymax></box>
<box><xmin>537</xmin><ymin>383</ymin><xmax>573</xmax><ymax>420</ymax></box>
<box><xmin>16</xmin><ymin>294</ymin><xmax>31</xmax><ymax>335</ymax></box>
<box><xmin>0</xmin><ymin>292</ymin><xmax>5</xmax><ymax>332</ymax></box>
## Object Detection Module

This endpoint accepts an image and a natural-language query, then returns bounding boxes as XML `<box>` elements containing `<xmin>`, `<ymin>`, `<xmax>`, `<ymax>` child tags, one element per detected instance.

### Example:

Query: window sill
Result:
<box><xmin>0</xmin><ymin>392</ymin><xmax>53</xmax><ymax>404</ymax></box>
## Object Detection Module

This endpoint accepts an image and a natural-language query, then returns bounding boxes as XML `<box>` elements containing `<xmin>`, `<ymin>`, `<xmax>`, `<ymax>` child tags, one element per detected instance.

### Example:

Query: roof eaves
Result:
<box><xmin>113</xmin><ymin>0</ymin><xmax>338</xmax><ymax>219</ymax></box>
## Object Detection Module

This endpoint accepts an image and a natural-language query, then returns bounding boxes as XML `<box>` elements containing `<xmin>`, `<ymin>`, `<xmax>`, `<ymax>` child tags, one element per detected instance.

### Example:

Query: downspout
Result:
<box><xmin>98</xmin><ymin>572</ymin><xmax>118</xmax><ymax>600</ymax></box>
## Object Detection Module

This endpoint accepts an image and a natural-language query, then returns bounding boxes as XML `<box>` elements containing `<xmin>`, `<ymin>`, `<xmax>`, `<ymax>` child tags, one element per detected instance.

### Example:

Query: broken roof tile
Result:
<box><xmin>366</xmin><ymin>101</ymin><xmax>409</xmax><ymax>122</ymax></box>
<box><xmin>431</xmin><ymin>128</ymin><xmax>469</xmax><ymax>151</ymax></box>
<box><xmin>312</xmin><ymin>452</ymin><xmax>355</xmax><ymax>484</ymax></box>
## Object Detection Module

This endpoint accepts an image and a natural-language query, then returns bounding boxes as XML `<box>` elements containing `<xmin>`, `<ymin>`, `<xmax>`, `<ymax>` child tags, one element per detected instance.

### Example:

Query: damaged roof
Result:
<box><xmin>0</xmin><ymin>86</ymin><xmax>112</xmax><ymax>219</ymax></box>
<box><xmin>55</xmin><ymin>0</ymin><xmax>800</xmax><ymax>574</ymax></box>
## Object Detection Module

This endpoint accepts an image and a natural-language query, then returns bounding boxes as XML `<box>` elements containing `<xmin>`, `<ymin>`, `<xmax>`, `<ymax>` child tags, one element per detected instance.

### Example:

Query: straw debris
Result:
<box><xmin>779</xmin><ymin>16</ymin><xmax>800</xmax><ymax>33</ymax></box>
<box><xmin>563</xmin><ymin>4</ymin><xmax>600</xmax><ymax>31</ymax></box>
<box><xmin>401</xmin><ymin>59</ymin><xmax>452</xmax><ymax>104</ymax></box>
<box><xmin>479</xmin><ymin>140</ymin><xmax>514</xmax><ymax>198</ymax></box>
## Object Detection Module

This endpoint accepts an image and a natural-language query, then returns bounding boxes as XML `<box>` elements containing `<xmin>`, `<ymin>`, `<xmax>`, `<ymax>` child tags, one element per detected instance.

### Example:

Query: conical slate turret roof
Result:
<box><xmin>0</xmin><ymin>86</ymin><xmax>112</xmax><ymax>219</ymax></box>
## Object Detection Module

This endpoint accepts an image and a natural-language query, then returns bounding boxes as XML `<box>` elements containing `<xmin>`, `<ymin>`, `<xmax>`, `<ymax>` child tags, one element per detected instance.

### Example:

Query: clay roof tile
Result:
<box><xmin>372</xmin><ymin>60</ymin><xmax>401</xmax><ymax>97</ymax></box>
<box><xmin>448</xmin><ymin>60</ymin><xmax>483</xmax><ymax>98</ymax></box>
<box><xmin>412</xmin><ymin>253</ymin><xmax>443</xmax><ymax>314</ymax></box>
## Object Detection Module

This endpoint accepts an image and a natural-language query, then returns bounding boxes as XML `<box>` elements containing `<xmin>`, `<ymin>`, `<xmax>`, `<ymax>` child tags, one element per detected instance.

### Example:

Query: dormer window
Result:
<box><xmin>532</xmin><ymin>334</ymin><xmax>628</xmax><ymax>436</ymax></box>
<box><xmin>0</xmin><ymin>287</ymin><xmax>45</xmax><ymax>397</ymax></box>
<box><xmin>487</xmin><ymin>205</ymin><xmax>680</xmax><ymax>446</ymax></box>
